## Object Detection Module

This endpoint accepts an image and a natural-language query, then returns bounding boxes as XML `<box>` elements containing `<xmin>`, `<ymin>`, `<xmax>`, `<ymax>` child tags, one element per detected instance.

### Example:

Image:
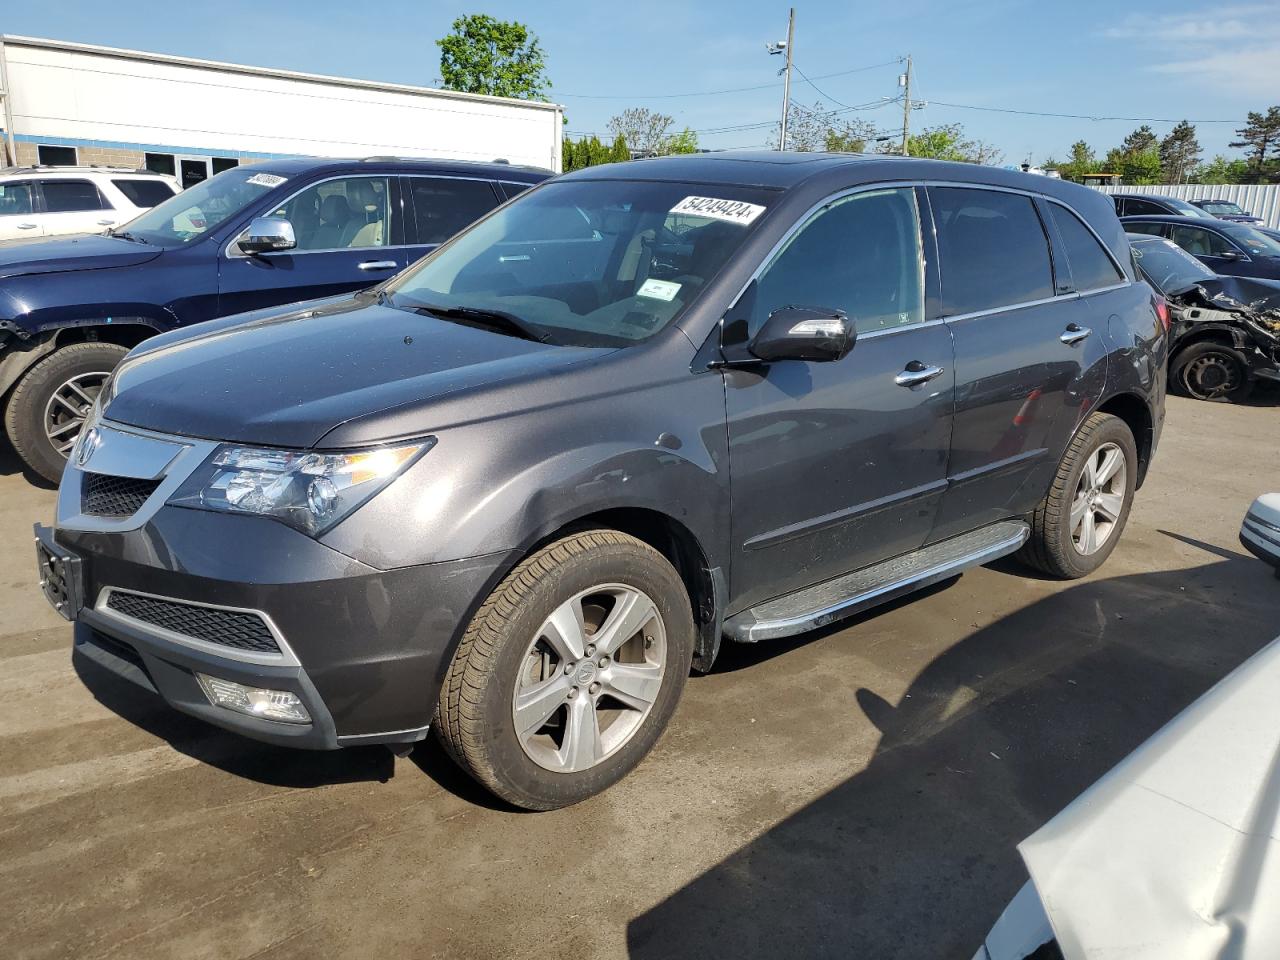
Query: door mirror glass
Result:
<box><xmin>239</xmin><ymin>216</ymin><xmax>296</xmax><ymax>255</ymax></box>
<box><xmin>749</xmin><ymin>306</ymin><xmax>855</xmax><ymax>362</ymax></box>
<box><xmin>1219</xmin><ymin>249</ymin><xmax>1243</xmax><ymax>261</ymax></box>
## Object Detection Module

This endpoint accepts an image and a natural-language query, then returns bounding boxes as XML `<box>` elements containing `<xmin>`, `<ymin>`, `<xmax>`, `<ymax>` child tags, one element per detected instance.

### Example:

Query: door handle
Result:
<box><xmin>358</xmin><ymin>260</ymin><xmax>398</xmax><ymax>271</ymax></box>
<box><xmin>17</xmin><ymin>223</ymin><xmax>37</xmax><ymax>229</ymax></box>
<box><xmin>97</xmin><ymin>219</ymin><xmax>116</xmax><ymax>226</ymax></box>
<box><xmin>894</xmin><ymin>361</ymin><xmax>946</xmax><ymax>387</ymax></box>
<box><xmin>1059</xmin><ymin>323</ymin><xmax>1092</xmax><ymax>346</ymax></box>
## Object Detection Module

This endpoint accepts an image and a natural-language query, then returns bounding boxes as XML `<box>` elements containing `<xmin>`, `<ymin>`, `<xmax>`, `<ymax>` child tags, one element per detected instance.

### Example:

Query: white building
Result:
<box><xmin>0</xmin><ymin>35</ymin><xmax>563</xmax><ymax>186</ymax></box>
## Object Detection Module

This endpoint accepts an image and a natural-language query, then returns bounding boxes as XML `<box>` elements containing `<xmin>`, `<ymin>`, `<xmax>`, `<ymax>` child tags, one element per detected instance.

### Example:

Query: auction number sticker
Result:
<box><xmin>637</xmin><ymin>278</ymin><xmax>682</xmax><ymax>301</ymax></box>
<box><xmin>246</xmin><ymin>173</ymin><xmax>289</xmax><ymax>188</ymax></box>
<box><xmin>669</xmin><ymin>196</ymin><xmax>766</xmax><ymax>225</ymax></box>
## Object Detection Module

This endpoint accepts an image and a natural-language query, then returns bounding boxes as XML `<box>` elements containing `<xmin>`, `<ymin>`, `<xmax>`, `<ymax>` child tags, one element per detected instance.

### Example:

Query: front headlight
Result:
<box><xmin>168</xmin><ymin>438</ymin><xmax>434</xmax><ymax>536</ymax></box>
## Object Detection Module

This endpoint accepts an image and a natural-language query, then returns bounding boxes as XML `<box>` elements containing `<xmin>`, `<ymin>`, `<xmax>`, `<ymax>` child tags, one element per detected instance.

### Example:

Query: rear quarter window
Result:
<box><xmin>112</xmin><ymin>179</ymin><xmax>178</xmax><ymax>208</ymax></box>
<box><xmin>1048</xmin><ymin>204</ymin><xmax>1124</xmax><ymax>291</ymax></box>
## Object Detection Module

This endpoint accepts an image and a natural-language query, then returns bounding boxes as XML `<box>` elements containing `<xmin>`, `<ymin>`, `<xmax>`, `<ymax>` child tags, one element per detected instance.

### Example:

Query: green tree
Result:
<box><xmin>1229</xmin><ymin>106</ymin><xmax>1280</xmax><ymax>183</ymax></box>
<box><xmin>894</xmin><ymin>123</ymin><xmax>1002</xmax><ymax>165</ymax></box>
<box><xmin>1159</xmin><ymin>121</ymin><xmax>1201</xmax><ymax>184</ymax></box>
<box><xmin>780</xmin><ymin>102</ymin><xmax>877</xmax><ymax>152</ymax></box>
<box><xmin>562</xmin><ymin>137</ymin><xmax>577</xmax><ymax>172</ymax></box>
<box><xmin>664</xmin><ymin>128</ymin><xmax>699</xmax><ymax>155</ymax></box>
<box><xmin>1120</xmin><ymin>125</ymin><xmax>1158</xmax><ymax>156</ymax></box>
<box><xmin>609</xmin><ymin>134</ymin><xmax>631</xmax><ymax>163</ymax></box>
<box><xmin>607</xmin><ymin>108</ymin><xmax>675</xmax><ymax>156</ymax></box>
<box><xmin>437</xmin><ymin>14</ymin><xmax>551</xmax><ymax>100</ymax></box>
<box><xmin>1056</xmin><ymin>140</ymin><xmax>1097</xmax><ymax>181</ymax></box>
<box><xmin>1192</xmin><ymin>155</ymin><xmax>1250</xmax><ymax>184</ymax></box>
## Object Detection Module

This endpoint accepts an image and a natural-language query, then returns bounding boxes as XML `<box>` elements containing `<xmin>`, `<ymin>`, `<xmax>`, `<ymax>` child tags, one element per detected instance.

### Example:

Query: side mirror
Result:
<box><xmin>1219</xmin><ymin>250</ymin><xmax>1243</xmax><ymax>261</ymax></box>
<box><xmin>238</xmin><ymin>216</ymin><xmax>296</xmax><ymax>255</ymax></box>
<box><xmin>749</xmin><ymin>306</ymin><xmax>855</xmax><ymax>363</ymax></box>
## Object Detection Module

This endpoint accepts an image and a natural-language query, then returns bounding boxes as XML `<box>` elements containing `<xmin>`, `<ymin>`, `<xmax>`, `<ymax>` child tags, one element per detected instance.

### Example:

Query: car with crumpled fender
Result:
<box><xmin>36</xmin><ymin>152</ymin><xmax>1165</xmax><ymax>809</ymax></box>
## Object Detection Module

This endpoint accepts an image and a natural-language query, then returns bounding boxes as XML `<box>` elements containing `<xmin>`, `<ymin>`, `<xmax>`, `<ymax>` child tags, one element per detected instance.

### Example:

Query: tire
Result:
<box><xmin>1018</xmin><ymin>412</ymin><xmax>1138</xmax><ymax>580</ymax></box>
<box><xmin>4</xmin><ymin>342</ymin><xmax>128</xmax><ymax>484</ymax></box>
<box><xmin>434</xmin><ymin>529</ymin><xmax>695</xmax><ymax>810</ymax></box>
<box><xmin>1170</xmin><ymin>341</ymin><xmax>1253</xmax><ymax>403</ymax></box>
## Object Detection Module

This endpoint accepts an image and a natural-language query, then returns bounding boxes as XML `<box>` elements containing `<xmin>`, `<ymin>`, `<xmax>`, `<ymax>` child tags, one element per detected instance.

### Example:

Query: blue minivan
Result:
<box><xmin>0</xmin><ymin>157</ymin><xmax>548</xmax><ymax>480</ymax></box>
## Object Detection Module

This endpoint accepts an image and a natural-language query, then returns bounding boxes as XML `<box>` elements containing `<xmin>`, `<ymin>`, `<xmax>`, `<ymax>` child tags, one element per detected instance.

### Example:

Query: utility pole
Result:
<box><xmin>900</xmin><ymin>55</ymin><xmax>912</xmax><ymax>157</ymax></box>
<box><xmin>769</xmin><ymin>9</ymin><xmax>796</xmax><ymax>151</ymax></box>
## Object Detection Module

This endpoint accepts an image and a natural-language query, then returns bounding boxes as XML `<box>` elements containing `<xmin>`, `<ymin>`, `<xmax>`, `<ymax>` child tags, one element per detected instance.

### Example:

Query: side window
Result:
<box><xmin>270</xmin><ymin>177</ymin><xmax>392</xmax><ymax>251</ymax></box>
<box><xmin>751</xmin><ymin>187</ymin><xmax>924</xmax><ymax>336</ymax></box>
<box><xmin>500</xmin><ymin>182</ymin><xmax>532</xmax><ymax>201</ymax></box>
<box><xmin>112</xmin><ymin>179</ymin><xmax>177</xmax><ymax>208</ymax></box>
<box><xmin>407</xmin><ymin>177</ymin><xmax>500</xmax><ymax>245</ymax></box>
<box><xmin>1171</xmin><ymin>226</ymin><xmax>1236</xmax><ymax>258</ymax></box>
<box><xmin>1125</xmin><ymin>198</ymin><xmax>1166</xmax><ymax>216</ymax></box>
<box><xmin>1048</xmin><ymin>204</ymin><xmax>1124</xmax><ymax>291</ymax></box>
<box><xmin>0</xmin><ymin>182</ymin><xmax>36</xmax><ymax>216</ymax></box>
<box><xmin>40</xmin><ymin>180</ymin><xmax>108</xmax><ymax>213</ymax></box>
<box><xmin>930</xmin><ymin>187</ymin><xmax>1054</xmax><ymax>315</ymax></box>
<box><xmin>1125</xmin><ymin>221</ymin><xmax>1167</xmax><ymax>238</ymax></box>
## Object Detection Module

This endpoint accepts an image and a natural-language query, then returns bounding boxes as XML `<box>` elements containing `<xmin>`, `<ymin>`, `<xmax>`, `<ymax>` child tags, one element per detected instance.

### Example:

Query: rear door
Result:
<box><xmin>401</xmin><ymin>175</ymin><xmax>504</xmax><ymax>268</ymax></box>
<box><xmin>723</xmin><ymin>185</ymin><xmax>955</xmax><ymax>608</ymax></box>
<box><xmin>217</xmin><ymin>174</ymin><xmax>406</xmax><ymax>316</ymax></box>
<box><xmin>0</xmin><ymin>180</ymin><xmax>42</xmax><ymax>240</ymax></box>
<box><xmin>927</xmin><ymin>185</ymin><xmax>1108</xmax><ymax>542</ymax></box>
<box><xmin>37</xmin><ymin>179</ymin><xmax>118</xmax><ymax>236</ymax></box>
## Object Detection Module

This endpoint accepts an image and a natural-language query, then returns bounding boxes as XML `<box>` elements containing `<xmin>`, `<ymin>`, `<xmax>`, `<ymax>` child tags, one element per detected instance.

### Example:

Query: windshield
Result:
<box><xmin>1219</xmin><ymin>222</ymin><xmax>1280</xmax><ymax>257</ymax></box>
<box><xmin>1131</xmin><ymin>238</ymin><xmax>1216</xmax><ymax>294</ymax></box>
<box><xmin>1201</xmin><ymin>200</ymin><xmax>1246</xmax><ymax>216</ymax></box>
<box><xmin>384</xmin><ymin>179</ymin><xmax>777</xmax><ymax>346</ymax></box>
<box><xmin>118</xmin><ymin>168</ymin><xmax>288</xmax><ymax>246</ymax></box>
<box><xmin>1163</xmin><ymin>197</ymin><xmax>1216</xmax><ymax>219</ymax></box>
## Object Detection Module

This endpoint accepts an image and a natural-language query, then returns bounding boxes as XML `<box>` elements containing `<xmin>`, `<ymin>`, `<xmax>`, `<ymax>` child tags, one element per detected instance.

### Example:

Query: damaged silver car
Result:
<box><xmin>1130</xmin><ymin>233</ymin><xmax>1280</xmax><ymax>402</ymax></box>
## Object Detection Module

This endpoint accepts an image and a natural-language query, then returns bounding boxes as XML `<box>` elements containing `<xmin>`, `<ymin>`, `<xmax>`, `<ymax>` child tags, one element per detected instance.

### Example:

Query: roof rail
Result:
<box><xmin>0</xmin><ymin>163</ymin><xmax>161</xmax><ymax>175</ymax></box>
<box><xmin>359</xmin><ymin>155</ymin><xmax>517</xmax><ymax>166</ymax></box>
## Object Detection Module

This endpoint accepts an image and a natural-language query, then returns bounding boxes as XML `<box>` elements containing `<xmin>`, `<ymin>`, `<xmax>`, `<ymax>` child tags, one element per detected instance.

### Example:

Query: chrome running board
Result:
<box><xmin>724</xmin><ymin>521</ymin><xmax>1030</xmax><ymax>642</ymax></box>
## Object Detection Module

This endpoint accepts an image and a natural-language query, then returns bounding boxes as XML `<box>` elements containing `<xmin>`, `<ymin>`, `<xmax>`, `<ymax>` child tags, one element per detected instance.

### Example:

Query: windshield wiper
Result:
<box><xmin>405</xmin><ymin>301</ymin><xmax>552</xmax><ymax>344</ymax></box>
<box><xmin>108</xmin><ymin>229</ymin><xmax>147</xmax><ymax>244</ymax></box>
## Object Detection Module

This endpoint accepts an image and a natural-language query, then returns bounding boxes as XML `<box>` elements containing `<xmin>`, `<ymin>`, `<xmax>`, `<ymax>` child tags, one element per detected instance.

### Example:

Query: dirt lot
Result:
<box><xmin>2</xmin><ymin>394</ymin><xmax>1277</xmax><ymax>960</ymax></box>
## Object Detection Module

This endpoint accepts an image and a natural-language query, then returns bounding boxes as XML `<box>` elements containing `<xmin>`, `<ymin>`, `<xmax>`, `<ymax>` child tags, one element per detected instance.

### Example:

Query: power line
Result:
<box><xmin>791</xmin><ymin>63</ymin><xmax>896</xmax><ymax>112</ymax></box>
<box><xmin>555</xmin><ymin>58</ymin><xmax>902</xmax><ymax>100</ymax></box>
<box><xmin>926</xmin><ymin>99</ymin><xmax>1243</xmax><ymax>124</ymax></box>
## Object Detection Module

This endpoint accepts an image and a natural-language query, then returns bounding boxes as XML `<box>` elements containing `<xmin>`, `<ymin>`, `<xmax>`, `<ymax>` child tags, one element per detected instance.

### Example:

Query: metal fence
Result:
<box><xmin>1094</xmin><ymin>183</ymin><xmax>1280</xmax><ymax>229</ymax></box>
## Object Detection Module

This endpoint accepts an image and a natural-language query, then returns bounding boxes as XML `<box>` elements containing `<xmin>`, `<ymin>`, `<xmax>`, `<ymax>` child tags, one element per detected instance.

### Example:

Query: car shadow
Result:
<box><xmin>0</xmin><ymin>439</ymin><xmax>57</xmax><ymax>488</ymax></box>
<box><xmin>73</xmin><ymin>654</ymin><xmax>397</xmax><ymax>787</ymax></box>
<box><xmin>627</xmin><ymin>555</ymin><xmax>1279</xmax><ymax>959</ymax></box>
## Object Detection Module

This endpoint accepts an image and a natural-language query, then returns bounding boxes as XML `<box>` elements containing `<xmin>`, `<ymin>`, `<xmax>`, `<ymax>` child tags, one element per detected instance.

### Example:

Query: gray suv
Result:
<box><xmin>35</xmin><ymin>152</ymin><xmax>1166</xmax><ymax>809</ymax></box>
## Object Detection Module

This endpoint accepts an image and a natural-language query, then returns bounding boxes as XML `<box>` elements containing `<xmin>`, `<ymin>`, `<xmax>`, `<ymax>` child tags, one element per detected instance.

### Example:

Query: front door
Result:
<box><xmin>724</xmin><ymin>186</ymin><xmax>955</xmax><ymax>610</ymax></box>
<box><xmin>217</xmin><ymin>174</ymin><xmax>405</xmax><ymax>316</ymax></box>
<box><xmin>1169</xmin><ymin>223</ymin><xmax>1253</xmax><ymax>278</ymax></box>
<box><xmin>927</xmin><ymin>186</ymin><xmax>1111</xmax><ymax>541</ymax></box>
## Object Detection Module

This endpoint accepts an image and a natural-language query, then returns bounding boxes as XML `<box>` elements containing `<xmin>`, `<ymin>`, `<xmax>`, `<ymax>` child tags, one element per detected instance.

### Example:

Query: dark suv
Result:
<box><xmin>35</xmin><ymin>152</ymin><xmax>1165</xmax><ymax>810</ymax></box>
<box><xmin>1</xmin><ymin>157</ymin><xmax>547</xmax><ymax>481</ymax></box>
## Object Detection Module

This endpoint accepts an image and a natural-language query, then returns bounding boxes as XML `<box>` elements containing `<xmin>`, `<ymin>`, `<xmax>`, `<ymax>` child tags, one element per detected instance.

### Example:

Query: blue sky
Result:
<box><xmin>5</xmin><ymin>0</ymin><xmax>1275</xmax><ymax>165</ymax></box>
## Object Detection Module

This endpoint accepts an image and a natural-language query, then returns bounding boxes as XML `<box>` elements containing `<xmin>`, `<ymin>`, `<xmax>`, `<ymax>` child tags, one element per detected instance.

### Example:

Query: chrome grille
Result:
<box><xmin>82</xmin><ymin>473</ymin><xmax>162</xmax><ymax>517</ymax></box>
<box><xmin>104</xmin><ymin>591</ymin><xmax>281</xmax><ymax>654</ymax></box>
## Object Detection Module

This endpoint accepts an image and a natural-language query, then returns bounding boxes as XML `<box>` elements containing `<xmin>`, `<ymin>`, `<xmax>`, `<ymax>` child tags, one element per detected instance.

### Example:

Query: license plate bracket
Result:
<box><xmin>34</xmin><ymin>524</ymin><xmax>83</xmax><ymax>621</ymax></box>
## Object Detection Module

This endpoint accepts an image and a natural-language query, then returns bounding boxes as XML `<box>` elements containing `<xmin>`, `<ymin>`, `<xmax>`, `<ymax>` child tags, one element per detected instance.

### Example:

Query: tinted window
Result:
<box><xmin>268</xmin><ymin>176</ymin><xmax>393</xmax><ymax>251</ymax></box>
<box><xmin>0</xmin><ymin>182</ymin><xmax>35</xmax><ymax>216</ymax></box>
<box><xmin>1125</xmin><ymin>198</ymin><xmax>1168</xmax><ymax>216</ymax></box>
<box><xmin>752</xmin><ymin>187</ymin><xmax>924</xmax><ymax>336</ymax></box>
<box><xmin>1171</xmin><ymin>226</ymin><xmax>1236</xmax><ymax>258</ymax></box>
<box><xmin>37</xmin><ymin>145</ymin><xmax>77</xmax><ymax>166</ymax></box>
<box><xmin>145</xmin><ymin>153</ymin><xmax>176</xmax><ymax>176</ymax></box>
<box><xmin>41</xmin><ymin>180</ymin><xmax>107</xmax><ymax>212</ymax></box>
<box><xmin>212</xmin><ymin>157</ymin><xmax>239</xmax><ymax>174</ymax></box>
<box><xmin>930</xmin><ymin>187</ymin><xmax>1054</xmax><ymax>315</ymax></box>
<box><xmin>1049</xmin><ymin>204</ymin><xmax>1123</xmax><ymax>291</ymax></box>
<box><xmin>112</xmin><ymin>179</ymin><xmax>177</xmax><ymax>208</ymax></box>
<box><xmin>1125</xmin><ymin>221</ymin><xmax>1167</xmax><ymax>237</ymax></box>
<box><xmin>407</xmin><ymin>177</ymin><xmax>500</xmax><ymax>245</ymax></box>
<box><xmin>501</xmin><ymin>182</ymin><xmax>532</xmax><ymax>201</ymax></box>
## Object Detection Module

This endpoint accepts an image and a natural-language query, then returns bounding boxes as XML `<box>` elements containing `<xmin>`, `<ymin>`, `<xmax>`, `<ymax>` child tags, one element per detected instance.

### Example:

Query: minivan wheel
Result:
<box><xmin>4</xmin><ymin>342</ymin><xmax>128</xmax><ymax>483</ymax></box>
<box><xmin>1018</xmin><ymin>412</ymin><xmax>1137</xmax><ymax>580</ymax></box>
<box><xmin>434</xmin><ymin>529</ymin><xmax>695</xmax><ymax>810</ymax></box>
<box><xmin>1171</xmin><ymin>341</ymin><xmax>1252</xmax><ymax>403</ymax></box>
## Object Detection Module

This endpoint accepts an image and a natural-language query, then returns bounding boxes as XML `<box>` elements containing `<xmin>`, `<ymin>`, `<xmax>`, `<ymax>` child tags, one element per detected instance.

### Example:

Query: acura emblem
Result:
<box><xmin>76</xmin><ymin>428</ymin><xmax>100</xmax><ymax>468</ymax></box>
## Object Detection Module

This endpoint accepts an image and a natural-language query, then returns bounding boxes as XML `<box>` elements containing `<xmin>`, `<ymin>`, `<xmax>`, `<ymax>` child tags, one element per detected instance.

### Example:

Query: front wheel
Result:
<box><xmin>4</xmin><ymin>342</ymin><xmax>129</xmax><ymax>483</ymax></box>
<box><xmin>434</xmin><ymin>530</ymin><xmax>695</xmax><ymax>810</ymax></box>
<box><xmin>1018</xmin><ymin>412</ymin><xmax>1138</xmax><ymax>579</ymax></box>
<box><xmin>1171</xmin><ymin>341</ymin><xmax>1253</xmax><ymax>403</ymax></box>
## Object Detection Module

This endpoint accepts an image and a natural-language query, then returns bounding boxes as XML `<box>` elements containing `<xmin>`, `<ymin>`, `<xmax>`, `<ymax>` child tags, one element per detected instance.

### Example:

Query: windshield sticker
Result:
<box><xmin>246</xmin><ymin>173</ymin><xmax>288</xmax><ymax>188</ymax></box>
<box><xmin>669</xmin><ymin>196</ymin><xmax>766</xmax><ymax>226</ymax></box>
<box><xmin>637</xmin><ymin>278</ymin><xmax>682</xmax><ymax>302</ymax></box>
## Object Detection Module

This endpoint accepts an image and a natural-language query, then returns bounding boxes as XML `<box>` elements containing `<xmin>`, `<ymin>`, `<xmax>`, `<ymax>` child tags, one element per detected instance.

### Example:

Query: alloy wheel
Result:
<box><xmin>1070</xmin><ymin>441</ymin><xmax>1127</xmax><ymax>556</ymax></box>
<box><xmin>512</xmin><ymin>583</ymin><xmax>667</xmax><ymax>773</ymax></box>
<box><xmin>43</xmin><ymin>372</ymin><xmax>108</xmax><ymax>459</ymax></box>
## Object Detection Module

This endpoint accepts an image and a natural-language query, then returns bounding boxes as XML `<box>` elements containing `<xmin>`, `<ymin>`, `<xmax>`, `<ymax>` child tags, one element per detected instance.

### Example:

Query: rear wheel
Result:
<box><xmin>1171</xmin><ymin>341</ymin><xmax>1253</xmax><ymax>403</ymax></box>
<box><xmin>4</xmin><ymin>342</ymin><xmax>128</xmax><ymax>483</ymax></box>
<box><xmin>434</xmin><ymin>529</ymin><xmax>695</xmax><ymax>810</ymax></box>
<box><xmin>1018</xmin><ymin>412</ymin><xmax>1137</xmax><ymax>579</ymax></box>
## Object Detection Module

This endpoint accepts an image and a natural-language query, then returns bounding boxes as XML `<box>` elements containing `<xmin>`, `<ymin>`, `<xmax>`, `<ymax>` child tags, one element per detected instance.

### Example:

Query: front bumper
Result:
<box><xmin>1241</xmin><ymin>510</ymin><xmax>1280</xmax><ymax>570</ymax></box>
<box><xmin>38</xmin><ymin>508</ymin><xmax>506</xmax><ymax>750</ymax></box>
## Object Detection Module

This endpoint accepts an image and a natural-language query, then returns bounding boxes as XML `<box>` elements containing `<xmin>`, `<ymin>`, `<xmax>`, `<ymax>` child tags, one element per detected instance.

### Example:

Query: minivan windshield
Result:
<box><xmin>385</xmin><ymin>179</ymin><xmax>777</xmax><ymax>346</ymax></box>
<box><xmin>1131</xmin><ymin>237</ymin><xmax>1216</xmax><ymax>295</ymax></box>
<box><xmin>117</xmin><ymin>168</ymin><xmax>287</xmax><ymax>247</ymax></box>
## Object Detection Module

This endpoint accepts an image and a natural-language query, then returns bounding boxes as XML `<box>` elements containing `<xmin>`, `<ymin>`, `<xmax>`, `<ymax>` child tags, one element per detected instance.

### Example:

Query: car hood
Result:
<box><xmin>0</xmin><ymin>233</ymin><xmax>163</xmax><ymax>279</ymax></box>
<box><xmin>104</xmin><ymin>296</ymin><xmax>615</xmax><ymax>448</ymax></box>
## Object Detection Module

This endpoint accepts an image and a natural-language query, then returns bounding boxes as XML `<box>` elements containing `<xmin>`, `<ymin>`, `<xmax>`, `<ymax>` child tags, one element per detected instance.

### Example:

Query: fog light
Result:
<box><xmin>196</xmin><ymin>673</ymin><xmax>311</xmax><ymax>724</ymax></box>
